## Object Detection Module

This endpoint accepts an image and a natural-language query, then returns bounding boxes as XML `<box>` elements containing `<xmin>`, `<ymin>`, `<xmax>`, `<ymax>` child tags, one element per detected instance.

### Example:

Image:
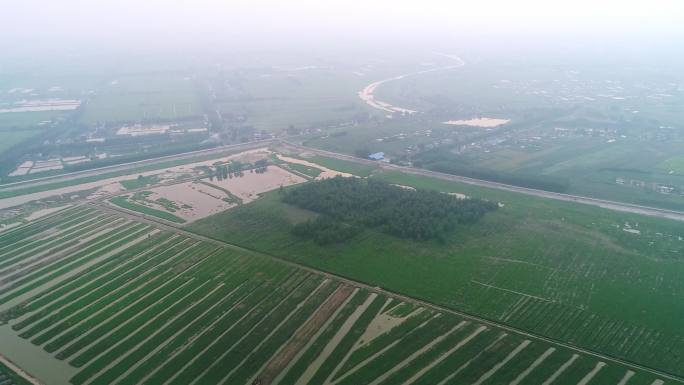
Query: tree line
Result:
<box><xmin>283</xmin><ymin>177</ymin><xmax>497</xmax><ymax>243</ymax></box>
<box><xmin>207</xmin><ymin>159</ymin><xmax>269</xmax><ymax>181</ymax></box>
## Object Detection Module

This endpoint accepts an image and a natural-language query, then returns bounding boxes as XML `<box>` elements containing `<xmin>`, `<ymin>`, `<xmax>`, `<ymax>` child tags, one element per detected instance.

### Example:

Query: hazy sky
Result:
<box><xmin>3</xmin><ymin>0</ymin><xmax>683</xmax><ymax>53</ymax></box>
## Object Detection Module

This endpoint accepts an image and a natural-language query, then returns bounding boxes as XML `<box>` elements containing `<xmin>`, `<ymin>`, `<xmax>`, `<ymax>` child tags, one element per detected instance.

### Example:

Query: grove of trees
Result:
<box><xmin>283</xmin><ymin>177</ymin><xmax>497</xmax><ymax>243</ymax></box>
<box><xmin>291</xmin><ymin>216</ymin><xmax>361</xmax><ymax>245</ymax></box>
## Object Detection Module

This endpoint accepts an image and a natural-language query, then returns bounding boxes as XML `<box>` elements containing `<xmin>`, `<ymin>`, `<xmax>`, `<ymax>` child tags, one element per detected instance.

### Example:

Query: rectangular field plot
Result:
<box><xmin>0</xmin><ymin>207</ymin><xmax>679</xmax><ymax>385</ymax></box>
<box><xmin>108</xmin><ymin>165</ymin><xmax>306</xmax><ymax>224</ymax></box>
<box><xmin>78</xmin><ymin>74</ymin><xmax>202</xmax><ymax>124</ymax></box>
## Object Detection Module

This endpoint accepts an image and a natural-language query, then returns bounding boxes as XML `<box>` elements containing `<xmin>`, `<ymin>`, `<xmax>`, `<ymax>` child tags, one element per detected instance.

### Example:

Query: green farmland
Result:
<box><xmin>0</xmin><ymin>206</ymin><xmax>674</xmax><ymax>385</ymax></box>
<box><xmin>188</xmin><ymin>162</ymin><xmax>684</xmax><ymax>380</ymax></box>
<box><xmin>78</xmin><ymin>74</ymin><xmax>202</xmax><ymax>125</ymax></box>
<box><xmin>0</xmin><ymin>130</ymin><xmax>44</xmax><ymax>156</ymax></box>
<box><xmin>215</xmin><ymin>68</ymin><xmax>368</xmax><ymax>134</ymax></box>
<box><xmin>0</xmin><ymin>359</ymin><xmax>32</xmax><ymax>385</ymax></box>
<box><xmin>110</xmin><ymin>196</ymin><xmax>186</xmax><ymax>224</ymax></box>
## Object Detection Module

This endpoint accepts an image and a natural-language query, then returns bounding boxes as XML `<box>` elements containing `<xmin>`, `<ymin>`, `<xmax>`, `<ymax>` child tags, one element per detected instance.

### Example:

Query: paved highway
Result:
<box><xmin>0</xmin><ymin>140</ymin><xmax>273</xmax><ymax>192</ymax></box>
<box><xmin>280</xmin><ymin>141</ymin><xmax>684</xmax><ymax>222</ymax></box>
<box><xmin>3</xmin><ymin>137</ymin><xmax>683</xmax><ymax>222</ymax></box>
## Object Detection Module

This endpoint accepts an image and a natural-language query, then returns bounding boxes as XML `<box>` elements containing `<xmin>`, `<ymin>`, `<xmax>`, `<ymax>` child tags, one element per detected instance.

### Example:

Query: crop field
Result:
<box><xmin>298</xmin><ymin>155</ymin><xmax>377</xmax><ymax>178</ymax></box>
<box><xmin>107</xmin><ymin>164</ymin><xmax>305</xmax><ymax>224</ymax></box>
<box><xmin>0</xmin><ymin>206</ymin><xmax>675</xmax><ymax>385</ymax></box>
<box><xmin>215</xmin><ymin>68</ymin><xmax>368</xmax><ymax>133</ymax></box>
<box><xmin>278</xmin><ymin>162</ymin><xmax>322</xmax><ymax>179</ymax></box>
<box><xmin>0</xmin><ymin>111</ymin><xmax>66</xmax><ymax>129</ymax></box>
<box><xmin>0</xmin><ymin>365</ymin><xmax>30</xmax><ymax>385</ymax></box>
<box><xmin>0</xmin><ymin>359</ymin><xmax>31</xmax><ymax>385</ymax></box>
<box><xmin>299</xmin><ymin>56</ymin><xmax>684</xmax><ymax>211</ymax></box>
<box><xmin>659</xmin><ymin>155</ymin><xmax>684</xmax><ymax>174</ymax></box>
<box><xmin>189</xmin><ymin>165</ymin><xmax>684</xmax><ymax>379</ymax></box>
<box><xmin>307</xmin><ymin>120</ymin><xmax>684</xmax><ymax>211</ymax></box>
<box><xmin>79</xmin><ymin>74</ymin><xmax>202</xmax><ymax>125</ymax></box>
<box><xmin>0</xmin><ymin>131</ymin><xmax>44</xmax><ymax>157</ymax></box>
<box><xmin>109</xmin><ymin>196</ymin><xmax>187</xmax><ymax>224</ymax></box>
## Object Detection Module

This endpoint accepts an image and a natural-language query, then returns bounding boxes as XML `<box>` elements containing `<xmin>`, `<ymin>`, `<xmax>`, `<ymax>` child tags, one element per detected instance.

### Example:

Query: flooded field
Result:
<box><xmin>207</xmin><ymin>165</ymin><xmax>306</xmax><ymax>203</ymax></box>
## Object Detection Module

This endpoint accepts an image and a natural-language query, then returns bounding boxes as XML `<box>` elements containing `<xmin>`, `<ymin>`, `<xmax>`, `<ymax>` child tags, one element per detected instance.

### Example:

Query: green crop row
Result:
<box><xmin>441</xmin><ymin>335</ymin><xmax>526</xmax><ymax>384</ymax></box>
<box><xmin>32</xmin><ymin>242</ymin><xmax>220</xmax><ymax>350</ymax></box>
<box><xmin>336</xmin><ymin>315</ymin><xmax>456</xmax><ymax>385</ymax></box>
<box><xmin>87</xmin><ymin>283</ymin><xmax>240</xmax><ymax>385</ymax></box>
<box><xmin>8</xmin><ymin>233</ymin><xmax>181</xmax><ymax>323</ymax></box>
<box><xmin>375</xmin><ymin>321</ymin><xmax>478</xmax><ymax>385</ymax></box>
<box><xmin>28</xmin><ymin>241</ymin><xmax>213</xmax><ymax>337</ymax></box>
<box><xmin>277</xmin><ymin>289</ymin><xmax>371</xmax><ymax>385</ymax></box>
<box><xmin>33</xmin><ymin>268</ymin><xmax>183</xmax><ymax>347</ymax></box>
<box><xmin>304</xmin><ymin>294</ymin><xmax>387</xmax><ymax>385</ymax></box>
<box><xmin>69</xmin><ymin>279</ymin><xmax>215</xmax><ymax>384</ymax></box>
<box><xmin>0</xmin><ymin>212</ymin><xmax>101</xmax><ymax>264</ymax></box>
<box><xmin>335</xmin><ymin>308</ymin><xmax>435</xmax><ymax>377</ymax></box>
<box><xmin>66</xmin><ymin>247</ymin><xmax>237</xmax><ymax>370</ymax></box>
<box><xmin>0</xmin><ymin>207</ymin><xmax>94</xmax><ymax>248</ymax></box>
<box><xmin>193</xmin><ymin>278</ymin><xmax>338</xmax><ymax>385</ymax></box>
<box><xmin>83</xmin><ymin>251</ymin><xmax>277</xmax><ymax>384</ymax></box>
<box><xmin>409</xmin><ymin>328</ymin><xmax>502</xmax><ymax>385</ymax></box>
<box><xmin>53</xmin><ymin>243</ymin><xmax>206</xmax><ymax>360</ymax></box>
<box><xmin>140</xmin><ymin>269</ymin><xmax>306</xmax><ymax>385</ymax></box>
<box><xmin>223</xmin><ymin>280</ymin><xmax>341</xmax><ymax>385</ymax></box>
<box><xmin>110</xmin><ymin>196</ymin><xmax>186</xmax><ymax>223</ymax></box>
<box><xmin>0</xmin><ymin>215</ymin><xmax>119</xmax><ymax>273</ymax></box>
<box><xmin>17</xmin><ymin>230</ymin><xmax>180</xmax><ymax>339</ymax></box>
<box><xmin>0</xmin><ymin>223</ymin><xmax>150</xmax><ymax>305</ymax></box>
<box><xmin>0</xmin><ymin>208</ymin><xmax>99</xmax><ymax>260</ymax></box>
<box><xmin>113</xmin><ymin>276</ymin><xmax>266</xmax><ymax>385</ymax></box>
<box><xmin>164</xmin><ymin>273</ymin><xmax>321</xmax><ymax>385</ymax></box>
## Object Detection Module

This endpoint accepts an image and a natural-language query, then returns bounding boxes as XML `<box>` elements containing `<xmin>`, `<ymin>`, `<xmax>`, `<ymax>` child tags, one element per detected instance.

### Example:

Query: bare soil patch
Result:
<box><xmin>256</xmin><ymin>285</ymin><xmax>354</xmax><ymax>385</ymax></box>
<box><xmin>141</xmin><ymin>182</ymin><xmax>234</xmax><ymax>223</ymax></box>
<box><xmin>206</xmin><ymin>165</ymin><xmax>306</xmax><ymax>203</ymax></box>
<box><xmin>24</xmin><ymin>205</ymin><xmax>70</xmax><ymax>222</ymax></box>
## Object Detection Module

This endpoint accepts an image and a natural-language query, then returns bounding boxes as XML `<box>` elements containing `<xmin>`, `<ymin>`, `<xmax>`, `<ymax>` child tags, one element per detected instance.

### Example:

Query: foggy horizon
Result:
<box><xmin>3</xmin><ymin>0</ymin><xmax>683</xmax><ymax>55</ymax></box>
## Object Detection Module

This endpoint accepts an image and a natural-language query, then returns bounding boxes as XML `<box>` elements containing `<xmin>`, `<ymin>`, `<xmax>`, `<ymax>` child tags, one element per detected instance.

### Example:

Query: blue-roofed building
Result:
<box><xmin>368</xmin><ymin>152</ymin><xmax>385</xmax><ymax>160</ymax></box>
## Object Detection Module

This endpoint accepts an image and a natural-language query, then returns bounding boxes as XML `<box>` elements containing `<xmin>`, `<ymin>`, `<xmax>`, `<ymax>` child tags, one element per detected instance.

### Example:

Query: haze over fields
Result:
<box><xmin>1</xmin><ymin>1</ymin><xmax>684</xmax><ymax>385</ymax></box>
<box><xmin>2</xmin><ymin>0</ymin><xmax>683</xmax><ymax>51</ymax></box>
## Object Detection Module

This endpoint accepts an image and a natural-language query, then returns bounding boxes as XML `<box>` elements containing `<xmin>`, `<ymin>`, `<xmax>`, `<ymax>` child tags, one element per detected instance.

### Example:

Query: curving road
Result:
<box><xmin>358</xmin><ymin>54</ymin><xmax>465</xmax><ymax>114</ymax></box>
